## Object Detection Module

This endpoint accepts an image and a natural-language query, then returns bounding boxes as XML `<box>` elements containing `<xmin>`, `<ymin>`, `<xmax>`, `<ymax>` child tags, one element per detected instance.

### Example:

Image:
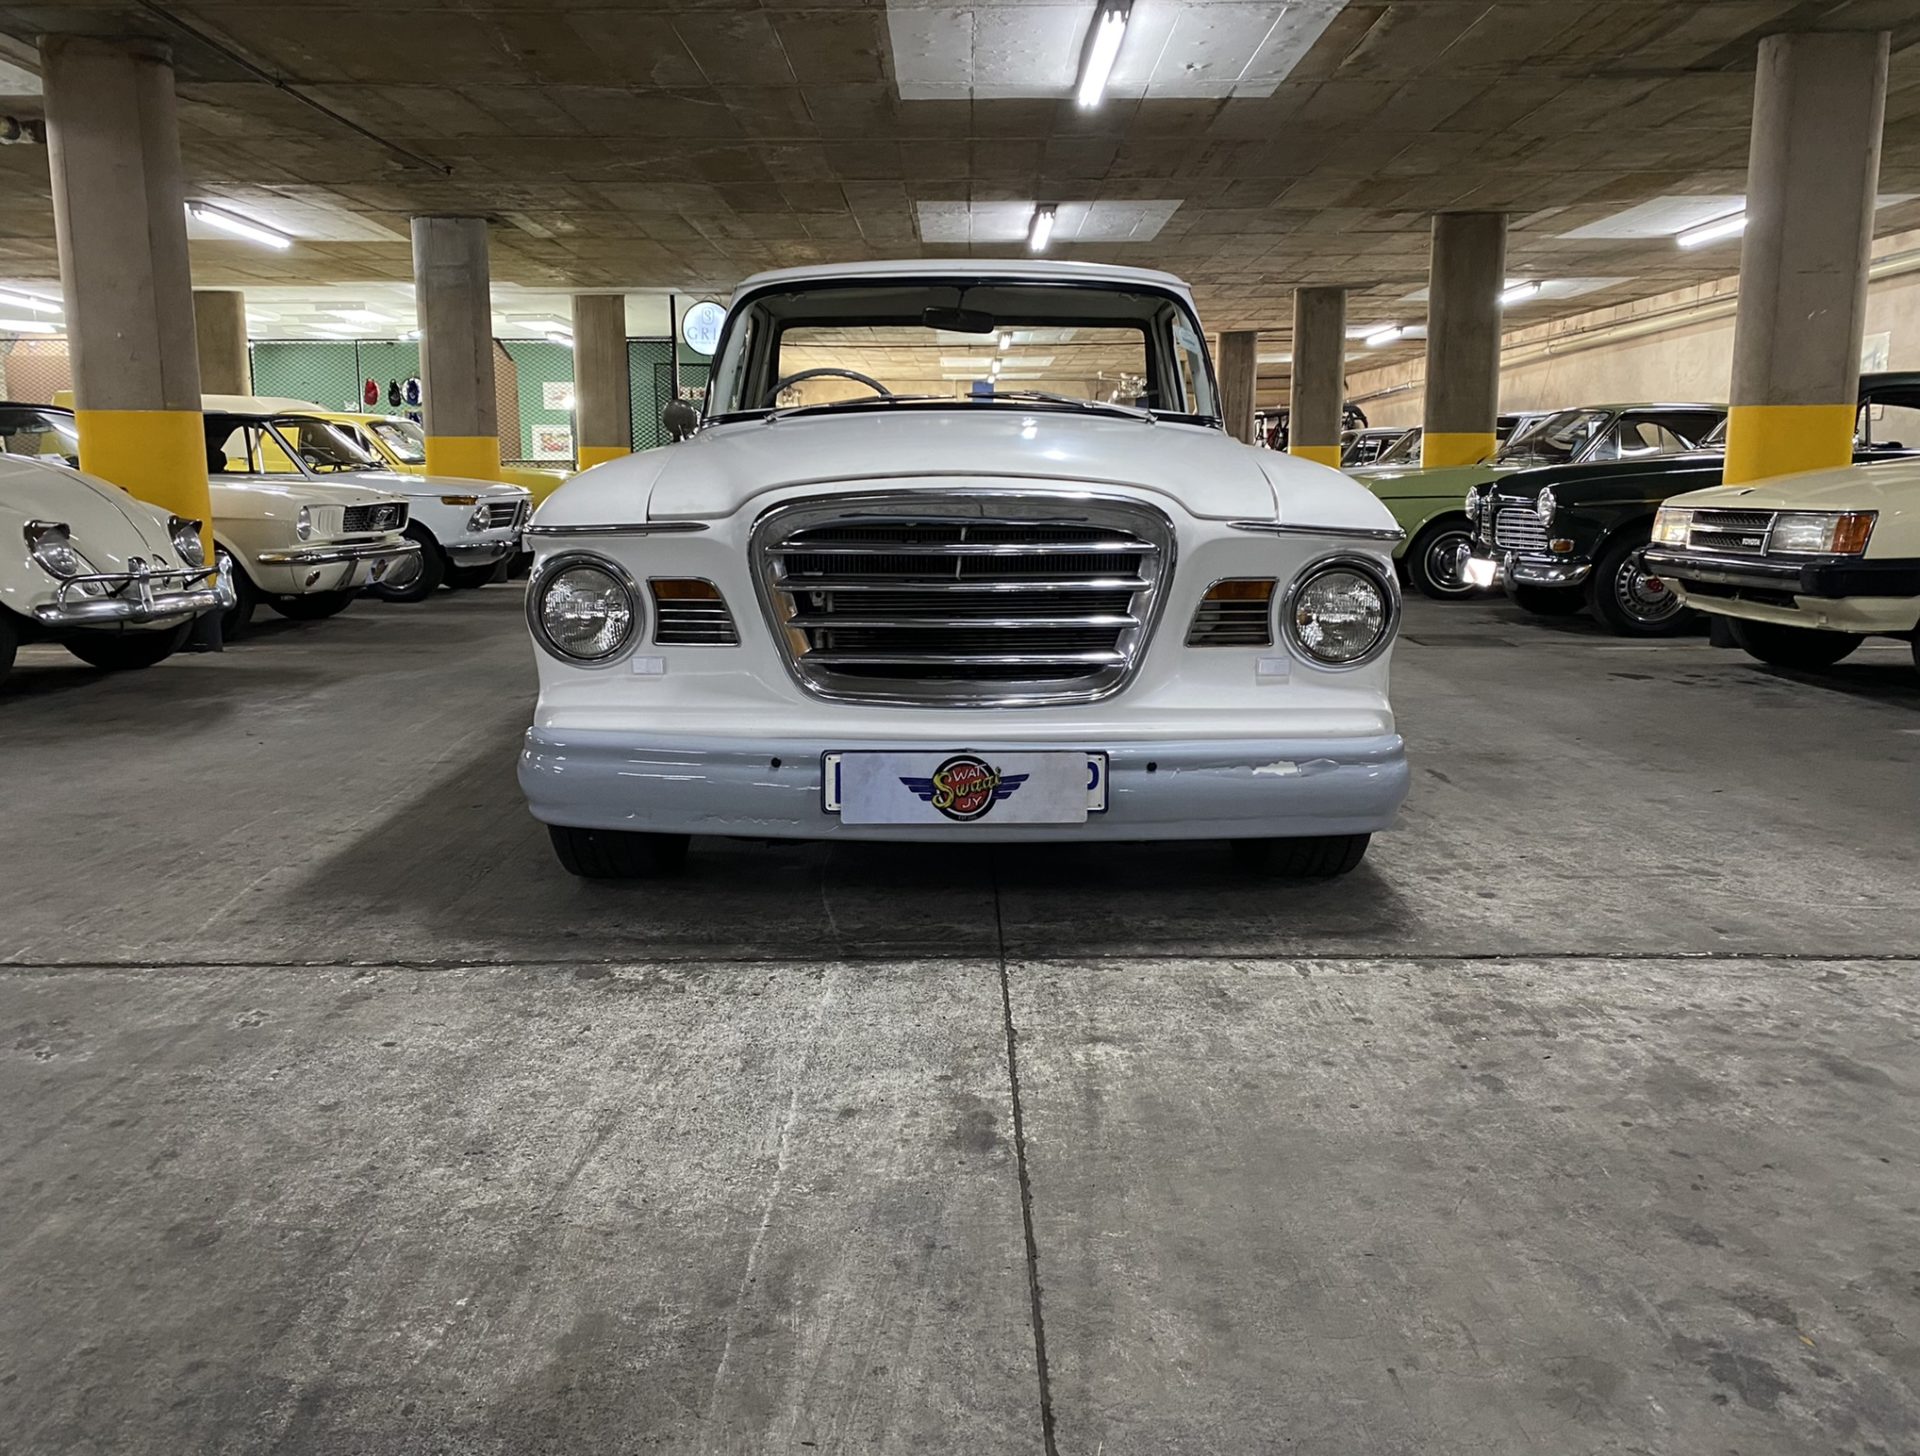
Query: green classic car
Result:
<box><xmin>1462</xmin><ymin>373</ymin><xmax>1920</xmax><ymax>635</ymax></box>
<box><xmin>1348</xmin><ymin>403</ymin><xmax>1725</xmax><ymax>599</ymax></box>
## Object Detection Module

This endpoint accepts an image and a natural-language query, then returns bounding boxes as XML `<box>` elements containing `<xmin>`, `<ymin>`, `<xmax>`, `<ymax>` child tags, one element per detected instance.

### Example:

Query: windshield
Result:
<box><xmin>0</xmin><ymin>410</ymin><xmax>80</xmax><ymax>465</ymax></box>
<box><xmin>1702</xmin><ymin>418</ymin><xmax>1727</xmax><ymax>448</ymax></box>
<box><xmin>1372</xmin><ymin>428</ymin><xmax>1422</xmax><ymax>466</ymax></box>
<box><xmin>273</xmin><ymin>417</ymin><xmax>381</xmax><ymax>472</ymax></box>
<box><xmin>707</xmin><ymin>280</ymin><xmax>1218</xmax><ymax>424</ymax></box>
<box><xmin>1496</xmin><ymin>408</ymin><xmax>1610</xmax><ymax>466</ymax></box>
<box><xmin>366</xmin><ymin>417</ymin><xmax>426</xmax><ymax>464</ymax></box>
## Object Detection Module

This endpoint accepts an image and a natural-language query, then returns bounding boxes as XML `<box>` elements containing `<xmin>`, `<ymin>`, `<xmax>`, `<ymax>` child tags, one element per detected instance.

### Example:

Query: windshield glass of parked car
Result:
<box><xmin>1495</xmin><ymin>408</ymin><xmax>1610</xmax><ymax>466</ymax></box>
<box><xmin>366</xmin><ymin>417</ymin><xmax>427</xmax><ymax>464</ymax></box>
<box><xmin>1371</xmin><ymin>428</ymin><xmax>1421</xmax><ymax>466</ymax></box>
<box><xmin>0</xmin><ymin>411</ymin><xmax>80</xmax><ymax>466</ymax></box>
<box><xmin>707</xmin><ymin>281</ymin><xmax>1218</xmax><ymax>424</ymax></box>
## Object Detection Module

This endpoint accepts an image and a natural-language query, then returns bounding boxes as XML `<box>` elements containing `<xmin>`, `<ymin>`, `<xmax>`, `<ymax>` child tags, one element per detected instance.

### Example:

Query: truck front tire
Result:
<box><xmin>1230</xmin><ymin>834</ymin><xmax>1370</xmax><ymax>877</ymax></box>
<box><xmin>548</xmin><ymin>825</ymin><xmax>692</xmax><ymax>879</ymax></box>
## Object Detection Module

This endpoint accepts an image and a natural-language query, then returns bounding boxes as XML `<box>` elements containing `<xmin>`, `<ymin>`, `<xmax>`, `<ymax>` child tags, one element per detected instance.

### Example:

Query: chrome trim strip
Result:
<box><xmin>525</xmin><ymin>522</ymin><xmax>710</xmax><ymax>538</ymax></box>
<box><xmin>256</xmin><ymin>541</ymin><xmax>420</xmax><ymax>566</ymax></box>
<box><xmin>1229</xmin><ymin>520</ymin><xmax>1405</xmax><ymax>543</ymax></box>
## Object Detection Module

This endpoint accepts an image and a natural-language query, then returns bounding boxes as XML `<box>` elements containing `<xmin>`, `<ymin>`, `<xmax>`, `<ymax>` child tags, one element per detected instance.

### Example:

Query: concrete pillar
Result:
<box><xmin>193</xmin><ymin>289</ymin><xmax>250</xmax><ymax>396</ymax></box>
<box><xmin>1421</xmin><ymin>212</ymin><xmax>1506</xmax><ymax>468</ymax></box>
<box><xmin>1218</xmin><ymin>330</ymin><xmax>1257</xmax><ymax>445</ymax></box>
<box><xmin>1288</xmin><ymin>287</ymin><xmax>1347</xmax><ymax>467</ymax></box>
<box><xmin>411</xmin><ymin>215</ymin><xmax>499</xmax><ymax>481</ymax></box>
<box><xmin>41</xmin><ymin>36</ymin><xmax>211</xmax><ymax>554</ymax></box>
<box><xmin>572</xmin><ymin>294</ymin><xmax>631</xmax><ymax>468</ymax></box>
<box><xmin>1724</xmin><ymin>30</ymin><xmax>1890</xmax><ymax>485</ymax></box>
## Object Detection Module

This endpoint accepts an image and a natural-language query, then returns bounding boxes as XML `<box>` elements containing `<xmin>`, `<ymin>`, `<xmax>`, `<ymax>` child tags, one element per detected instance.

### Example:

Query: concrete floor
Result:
<box><xmin>1</xmin><ymin>588</ymin><xmax>1916</xmax><ymax>1454</ymax></box>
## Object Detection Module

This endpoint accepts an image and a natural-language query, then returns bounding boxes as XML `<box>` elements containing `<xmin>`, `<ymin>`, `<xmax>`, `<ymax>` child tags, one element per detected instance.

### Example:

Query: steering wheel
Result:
<box><xmin>764</xmin><ymin>368</ymin><xmax>892</xmax><ymax>407</ymax></box>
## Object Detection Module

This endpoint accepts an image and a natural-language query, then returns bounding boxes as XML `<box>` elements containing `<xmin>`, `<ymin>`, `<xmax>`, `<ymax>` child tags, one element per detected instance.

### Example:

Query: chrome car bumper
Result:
<box><xmin>31</xmin><ymin>561</ymin><xmax>235</xmax><ymax>627</ymax></box>
<box><xmin>256</xmin><ymin>539</ymin><xmax>420</xmax><ymax>568</ymax></box>
<box><xmin>519</xmin><ymin>729</ymin><xmax>1410</xmax><ymax>843</ymax></box>
<box><xmin>1463</xmin><ymin>547</ymin><xmax>1590</xmax><ymax>588</ymax></box>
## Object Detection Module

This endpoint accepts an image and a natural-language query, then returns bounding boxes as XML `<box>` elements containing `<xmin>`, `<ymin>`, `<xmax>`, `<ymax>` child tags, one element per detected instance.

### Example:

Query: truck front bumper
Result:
<box><xmin>519</xmin><ymin>728</ymin><xmax>1410</xmax><ymax>843</ymax></box>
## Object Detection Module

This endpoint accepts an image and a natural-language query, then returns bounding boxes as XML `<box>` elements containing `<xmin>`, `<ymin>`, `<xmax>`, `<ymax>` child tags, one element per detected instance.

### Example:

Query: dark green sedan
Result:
<box><xmin>1463</xmin><ymin>373</ymin><xmax>1920</xmax><ymax>635</ymax></box>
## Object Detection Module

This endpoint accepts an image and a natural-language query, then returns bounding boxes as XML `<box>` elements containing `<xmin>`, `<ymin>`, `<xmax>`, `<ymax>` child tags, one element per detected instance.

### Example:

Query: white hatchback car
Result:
<box><xmin>518</xmin><ymin>261</ymin><xmax>1411</xmax><ymax>877</ymax></box>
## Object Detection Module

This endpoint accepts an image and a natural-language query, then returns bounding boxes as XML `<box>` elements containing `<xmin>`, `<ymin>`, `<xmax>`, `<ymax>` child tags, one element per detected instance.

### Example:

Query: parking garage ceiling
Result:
<box><xmin>1</xmin><ymin>0</ymin><xmax>1919</xmax><ymax>374</ymax></box>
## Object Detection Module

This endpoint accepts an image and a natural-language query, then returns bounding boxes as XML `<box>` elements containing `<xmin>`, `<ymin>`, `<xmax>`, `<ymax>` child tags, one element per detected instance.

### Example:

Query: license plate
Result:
<box><xmin>823</xmin><ymin>751</ymin><xmax>1107</xmax><ymax>825</ymax></box>
<box><xmin>1463</xmin><ymin>555</ymin><xmax>1500</xmax><ymax>589</ymax></box>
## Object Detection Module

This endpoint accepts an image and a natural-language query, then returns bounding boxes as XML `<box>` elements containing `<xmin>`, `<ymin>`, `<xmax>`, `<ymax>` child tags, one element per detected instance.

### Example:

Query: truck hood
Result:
<box><xmin>1667</xmin><ymin>458</ymin><xmax>1920</xmax><ymax>517</ymax></box>
<box><xmin>537</xmin><ymin>409</ymin><xmax>1394</xmax><ymax>536</ymax></box>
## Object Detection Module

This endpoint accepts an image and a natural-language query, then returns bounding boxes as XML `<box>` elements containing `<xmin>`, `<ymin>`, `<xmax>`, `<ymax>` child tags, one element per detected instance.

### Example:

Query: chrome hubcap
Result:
<box><xmin>1425</xmin><ymin>531</ymin><xmax>1474</xmax><ymax>593</ymax></box>
<box><xmin>1616</xmin><ymin>550</ymin><xmax>1681</xmax><ymax>621</ymax></box>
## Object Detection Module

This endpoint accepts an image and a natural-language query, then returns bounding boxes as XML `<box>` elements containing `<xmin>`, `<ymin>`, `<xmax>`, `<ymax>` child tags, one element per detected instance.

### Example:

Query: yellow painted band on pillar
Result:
<box><xmin>75</xmin><ymin>408</ymin><xmax>214</xmax><ymax>559</ymax></box>
<box><xmin>1421</xmin><ymin>431</ymin><xmax>1497</xmax><ymax>469</ymax></box>
<box><xmin>1721</xmin><ymin>403</ymin><xmax>1857</xmax><ymax>486</ymax></box>
<box><xmin>425</xmin><ymin>434</ymin><xmax>502</xmax><ymax>482</ymax></box>
<box><xmin>1289</xmin><ymin>443</ymin><xmax>1342</xmax><ymax>468</ymax></box>
<box><xmin>577</xmin><ymin>444</ymin><xmax>631</xmax><ymax>470</ymax></box>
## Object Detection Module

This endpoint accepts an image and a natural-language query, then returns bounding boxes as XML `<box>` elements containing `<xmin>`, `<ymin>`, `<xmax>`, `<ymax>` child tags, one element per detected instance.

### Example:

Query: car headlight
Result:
<box><xmin>1285</xmin><ymin>559</ymin><xmax>1395</xmax><ymax>667</ymax></box>
<box><xmin>24</xmin><ymin>520</ymin><xmax>108</xmax><ymax>596</ymax></box>
<box><xmin>169</xmin><ymin>515</ymin><xmax>207</xmax><ymax>567</ymax></box>
<box><xmin>1534</xmin><ymin>487</ymin><xmax>1557</xmax><ymax>524</ymax></box>
<box><xmin>296</xmin><ymin>505</ymin><xmax>313</xmax><ymax>541</ymax></box>
<box><xmin>531</xmin><ymin>556</ymin><xmax>639</xmax><ymax>663</ymax></box>
<box><xmin>1465</xmin><ymin>486</ymin><xmax>1485</xmax><ymax>522</ymax></box>
<box><xmin>1767</xmin><ymin>511</ymin><xmax>1876</xmax><ymax>555</ymax></box>
<box><xmin>467</xmin><ymin>503</ymin><xmax>492</xmax><ymax>533</ymax></box>
<box><xmin>1651</xmin><ymin>507</ymin><xmax>1692</xmax><ymax>547</ymax></box>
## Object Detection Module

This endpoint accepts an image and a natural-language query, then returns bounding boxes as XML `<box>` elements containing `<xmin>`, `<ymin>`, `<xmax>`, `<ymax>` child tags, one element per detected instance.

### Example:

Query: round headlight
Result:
<box><xmin>1465</xmin><ymin>486</ymin><xmax>1486</xmax><ymax>522</ymax></box>
<box><xmin>1535</xmin><ymin>486</ymin><xmax>1557</xmax><ymax>524</ymax></box>
<box><xmin>1287</xmin><ymin>562</ymin><xmax>1393</xmax><ymax>667</ymax></box>
<box><xmin>169</xmin><ymin>516</ymin><xmax>206</xmax><ymax>567</ymax></box>
<box><xmin>467</xmin><ymin>503</ymin><xmax>491</xmax><ymax>533</ymax></box>
<box><xmin>534</xmin><ymin>559</ymin><xmax>638</xmax><ymax>662</ymax></box>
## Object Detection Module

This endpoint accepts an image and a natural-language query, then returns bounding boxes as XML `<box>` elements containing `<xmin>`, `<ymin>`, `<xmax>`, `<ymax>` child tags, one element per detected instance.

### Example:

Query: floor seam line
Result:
<box><xmin>992</xmin><ymin>855</ymin><xmax>1059</xmax><ymax>1456</ymax></box>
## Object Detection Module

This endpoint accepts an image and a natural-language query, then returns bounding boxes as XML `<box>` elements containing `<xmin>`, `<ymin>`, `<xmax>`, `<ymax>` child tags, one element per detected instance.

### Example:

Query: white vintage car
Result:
<box><xmin>517</xmin><ymin>260</ymin><xmax>1411</xmax><ymax>877</ymax></box>
<box><xmin>0</xmin><ymin>448</ymin><xmax>230</xmax><ymax>688</ymax></box>
<box><xmin>11</xmin><ymin>403</ymin><xmax>418</xmax><ymax>638</ymax></box>
<box><xmin>201</xmin><ymin>399</ymin><xmax>533</xmax><ymax>601</ymax></box>
<box><xmin>1645</xmin><ymin>456</ymin><xmax>1920</xmax><ymax>674</ymax></box>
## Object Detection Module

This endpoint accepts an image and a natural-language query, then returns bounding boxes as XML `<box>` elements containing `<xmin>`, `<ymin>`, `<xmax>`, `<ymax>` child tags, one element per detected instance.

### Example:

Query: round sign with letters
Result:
<box><xmin>681</xmin><ymin>300</ymin><xmax>725</xmax><ymax>356</ymax></box>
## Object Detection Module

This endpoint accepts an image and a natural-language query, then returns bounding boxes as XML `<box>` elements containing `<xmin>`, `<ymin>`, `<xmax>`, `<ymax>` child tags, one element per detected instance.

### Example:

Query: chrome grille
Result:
<box><xmin>1687</xmin><ymin>508</ymin><xmax>1775</xmax><ymax>555</ymax></box>
<box><xmin>484</xmin><ymin>500</ymin><xmax>527</xmax><ymax>530</ymax></box>
<box><xmin>1493</xmin><ymin>506</ymin><xmax>1549</xmax><ymax>552</ymax></box>
<box><xmin>753</xmin><ymin>492</ymin><xmax>1173</xmax><ymax>706</ymax></box>
<box><xmin>343</xmin><ymin>502</ymin><xmax>406</xmax><ymax>533</ymax></box>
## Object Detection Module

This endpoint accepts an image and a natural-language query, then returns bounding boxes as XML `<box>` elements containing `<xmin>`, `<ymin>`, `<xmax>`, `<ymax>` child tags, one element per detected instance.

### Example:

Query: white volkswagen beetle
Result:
<box><xmin>0</xmin><ymin>449</ymin><xmax>230</xmax><ymax>688</ymax></box>
<box><xmin>518</xmin><ymin>261</ymin><xmax>1411</xmax><ymax>878</ymax></box>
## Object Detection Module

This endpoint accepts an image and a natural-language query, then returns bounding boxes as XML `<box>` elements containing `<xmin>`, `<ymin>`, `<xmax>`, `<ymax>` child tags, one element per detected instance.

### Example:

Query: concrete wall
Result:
<box><xmin>1349</xmin><ymin>228</ymin><xmax>1920</xmax><ymax>429</ymax></box>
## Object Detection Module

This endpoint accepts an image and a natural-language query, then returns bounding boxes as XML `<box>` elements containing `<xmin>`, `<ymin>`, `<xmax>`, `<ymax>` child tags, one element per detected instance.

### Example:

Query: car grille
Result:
<box><xmin>484</xmin><ymin>500</ymin><xmax>527</xmax><ymax>530</ymax></box>
<box><xmin>1492</xmin><ymin>506</ymin><xmax>1549</xmax><ymax>551</ymax></box>
<box><xmin>343</xmin><ymin>502</ymin><xmax>406</xmax><ymax>533</ymax></box>
<box><xmin>1686</xmin><ymin>508</ymin><xmax>1774</xmax><ymax>555</ymax></box>
<box><xmin>752</xmin><ymin>492</ymin><xmax>1173</xmax><ymax>706</ymax></box>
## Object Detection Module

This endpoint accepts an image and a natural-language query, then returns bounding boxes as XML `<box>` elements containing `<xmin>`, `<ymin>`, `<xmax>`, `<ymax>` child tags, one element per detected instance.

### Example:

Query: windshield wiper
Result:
<box><xmin>981</xmin><ymin>389</ymin><xmax>1153</xmax><ymax>422</ymax></box>
<box><xmin>767</xmin><ymin>393</ymin><xmax>944</xmax><ymax>421</ymax></box>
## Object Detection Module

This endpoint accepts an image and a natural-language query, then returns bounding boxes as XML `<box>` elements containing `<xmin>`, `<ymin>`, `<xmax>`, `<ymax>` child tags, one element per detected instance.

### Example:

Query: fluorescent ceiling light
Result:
<box><xmin>1364</xmin><ymin>325</ymin><xmax>1403</xmax><ymax>348</ymax></box>
<box><xmin>999</xmin><ymin>333</ymin><xmax>1012</xmax><ymax>352</ymax></box>
<box><xmin>1676</xmin><ymin>212</ymin><xmax>1747</xmax><ymax>249</ymax></box>
<box><xmin>331</xmin><ymin>308</ymin><xmax>391</xmax><ymax>325</ymax></box>
<box><xmin>0</xmin><ymin>287</ymin><xmax>59</xmax><ymax>314</ymax></box>
<box><xmin>186</xmin><ymin>200</ymin><xmax>294</xmax><ymax>250</ymax></box>
<box><xmin>546</xmin><ymin>331</ymin><xmax>574</xmax><ymax>348</ymax></box>
<box><xmin>1076</xmin><ymin>2</ymin><xmax>1130</xmax><ymax>109</ymax></box>
<box><xmin>1258</xmin><ymin>352</ymin><xmax>1292</xmax><ymax>365</ymax></box>
<box><xmin>1498</xmin><ymin>281</ymin><xmax>1541</xmax><ymax>305</ymax></box>
<box><xmin>1028</xmin><ymin>204</ymin><xmax>1056</xmax><ymax>254</ymax></box>
<box><xmin>0</xmin><ymin>317</ymin><xmax>58</xmax><ymax>333</ymax></box>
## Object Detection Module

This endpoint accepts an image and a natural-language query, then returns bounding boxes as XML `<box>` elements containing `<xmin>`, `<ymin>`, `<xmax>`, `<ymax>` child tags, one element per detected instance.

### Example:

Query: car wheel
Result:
<box><xmin>0</xmin><ymin>610</ymin><xmax>17</xmax><ymax>689</ymax></box>
<box><xmin>62</xmin><ymin>622</ymin><xmax>192</xmax><ymax>670</ymax></box>
<box><xmin>1229</xmin><ymin>833</ymin><xmax>1370</xmax><ymax>877</ymax></box>
<box><xmin>1405</xmin><ymin>516</ymin><xmax>1478</xmax><ymax>600</ymax></box>
<box><xmin>548</xmin><ymin>825</ymin><xmax>692</xmax><ymax>879</ymax></box>
<box><xmin>1728</xmin><ymin>619</ymin><xmax>1864</xmax><ymax>671</ymax></box>
<box><xmin>217</xmin><ymin>548</ymin><xmax>259</xmax><ymax>640</ymax></box>
<box><xmin>366</xmin><ymin>523</ymin><xmax>445</xmax><ymax>603</ymax></box>
<box><xmin>1587</xmin><ymin>529</ymin><xmax>1691</xmax><ymax>637</ymax></box>
<box><xmin>269</xmin><ymin>590</ymin><xmax>357</xmax><ymax>621</ymax></box>
<box><xmin>1507</xmin><ymin>583</ymin><xmax>1584</xmax><ymax>617</ymax></box>
<box><xmin>443</xmin><ymin>562</ymin><xmax>500</xmax><ymax>590</ymax></box>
